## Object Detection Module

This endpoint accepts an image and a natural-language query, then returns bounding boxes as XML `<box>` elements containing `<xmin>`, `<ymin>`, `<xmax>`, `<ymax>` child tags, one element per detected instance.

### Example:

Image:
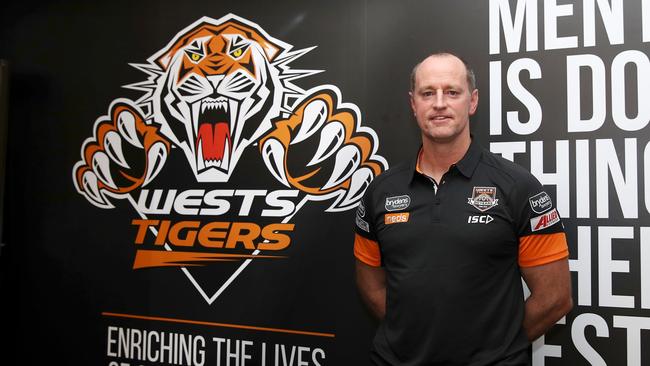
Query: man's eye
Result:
<box><xmin>447</xmin><ymin>90</ymin><xmax>459</xmax><ymax>96</ymax></box>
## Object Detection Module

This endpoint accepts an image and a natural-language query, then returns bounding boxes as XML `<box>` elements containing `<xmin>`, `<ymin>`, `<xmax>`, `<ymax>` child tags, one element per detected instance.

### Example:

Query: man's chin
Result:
<box><xmin>421</xmin><ymin>128</ymin><xmax>470</xmax><ymax>145</ymax></box>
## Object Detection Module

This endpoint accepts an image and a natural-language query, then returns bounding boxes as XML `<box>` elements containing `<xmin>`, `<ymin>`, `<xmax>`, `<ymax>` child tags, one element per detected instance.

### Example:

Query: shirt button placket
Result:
<box><xmin>431</xmin><ymin>177</ymin><xmax>449</xmax><ymax>222</ymax></box>
<box><xmin>432</xmin><ymin>196</ymin><xmax>441</xmax><ymax>223</ymax></box>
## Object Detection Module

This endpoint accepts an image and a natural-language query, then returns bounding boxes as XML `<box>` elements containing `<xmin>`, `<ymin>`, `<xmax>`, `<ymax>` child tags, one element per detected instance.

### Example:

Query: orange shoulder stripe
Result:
<box><xmin>354</xmin><ymin>233</ymin><xmax>381</xmax><ymax>267</ymax></box>
<box><xmin>519</xmin><ymin>232</ymin><xmax>569</xmax><ymax>268</ymax></box>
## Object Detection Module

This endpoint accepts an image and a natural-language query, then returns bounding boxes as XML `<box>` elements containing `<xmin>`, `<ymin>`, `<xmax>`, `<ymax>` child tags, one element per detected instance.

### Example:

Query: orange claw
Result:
<box><xmin>73</xmin><ymin>100</ymin><xmax>171</xmax><ymax>208</ymax></box>
<box><xmin>259</xmin><ymin>89</ymin><xmax>385</xmax><ymax>204</ymax></box>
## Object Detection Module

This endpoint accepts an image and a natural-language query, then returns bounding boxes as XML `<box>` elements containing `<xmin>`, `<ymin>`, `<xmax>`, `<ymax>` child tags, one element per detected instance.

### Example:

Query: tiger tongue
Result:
<box><xmin>196</xmin><ymin>122</ymin><xmax>231</xmax><ymax>161</ymax></box>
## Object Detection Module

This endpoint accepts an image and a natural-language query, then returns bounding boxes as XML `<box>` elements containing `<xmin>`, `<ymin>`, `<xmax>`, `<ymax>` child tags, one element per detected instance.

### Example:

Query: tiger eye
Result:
<box><xmin>232</xmin><ymin>49</ymin><xmax>242</xmax><ymax>58</ymax></box>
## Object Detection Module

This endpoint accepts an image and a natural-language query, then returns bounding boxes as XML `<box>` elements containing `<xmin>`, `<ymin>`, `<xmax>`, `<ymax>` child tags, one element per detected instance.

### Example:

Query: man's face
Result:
<box><xmin>410</xmin><ymin>55</ymin><xmax>478</xmax><ymax>145</ymax></box>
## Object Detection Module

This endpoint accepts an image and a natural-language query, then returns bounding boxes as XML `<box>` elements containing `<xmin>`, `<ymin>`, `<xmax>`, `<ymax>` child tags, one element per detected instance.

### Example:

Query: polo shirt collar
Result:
<box><xmin>408</xmin><ymin>138</ymin><xmax>482</xmax><ymax>184</ymax></box>
<box><xmin>455</xmin><ymin>138</ymin><xmax>482</xmax><ymax>178</ymax></box>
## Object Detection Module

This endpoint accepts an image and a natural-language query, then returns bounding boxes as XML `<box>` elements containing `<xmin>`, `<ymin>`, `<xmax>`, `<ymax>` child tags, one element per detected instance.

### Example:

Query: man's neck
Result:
<box><xmin>419</xmin><ymin>134</ymin><xmax>471</xmax><ymax>183</ymax></box>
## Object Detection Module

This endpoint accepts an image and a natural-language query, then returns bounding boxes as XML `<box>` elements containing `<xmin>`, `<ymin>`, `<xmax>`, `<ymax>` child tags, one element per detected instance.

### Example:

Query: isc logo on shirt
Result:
<box><xmin>467</xmin><ymin>215</ymin><xmax>494</xmax><ymax>224</ymax></box>
<box><xmin>385</xmin><ymin>212</ymin><xmax>410</xmax><ymax>224</ymax></box>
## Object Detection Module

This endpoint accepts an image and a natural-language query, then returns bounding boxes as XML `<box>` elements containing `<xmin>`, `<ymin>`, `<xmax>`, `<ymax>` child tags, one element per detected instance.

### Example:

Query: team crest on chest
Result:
<box><xmin>468</xmin><ymin>186</ymin><xmax>499</xmax><ymax>212</ymax></box>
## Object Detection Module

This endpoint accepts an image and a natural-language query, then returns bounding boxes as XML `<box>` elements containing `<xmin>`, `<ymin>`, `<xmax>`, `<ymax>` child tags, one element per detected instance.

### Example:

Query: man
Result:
<box><xmin>354</xmin><ymin>53</ymin><xmax>573</xmax><ymax>365</ymax></box>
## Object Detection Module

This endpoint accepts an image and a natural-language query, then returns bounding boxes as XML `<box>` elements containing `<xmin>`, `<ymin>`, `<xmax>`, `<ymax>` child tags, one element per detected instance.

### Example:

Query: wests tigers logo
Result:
<box><xmin>71</xmin><ymin>14</ymin><xmax>386</xmax><ymax>304</ymax></box>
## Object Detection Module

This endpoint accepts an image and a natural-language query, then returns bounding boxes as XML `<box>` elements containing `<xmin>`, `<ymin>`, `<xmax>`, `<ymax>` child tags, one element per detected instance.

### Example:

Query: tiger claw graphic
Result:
<box><xmin>73</xmin><ymin>99</ymin><xmax>171</xmax><ymax>208</ymax></box>
<box><xmin>259</xmin><ymin>88</ymin><xmax>387</xmax><ymax>211</ymax></box>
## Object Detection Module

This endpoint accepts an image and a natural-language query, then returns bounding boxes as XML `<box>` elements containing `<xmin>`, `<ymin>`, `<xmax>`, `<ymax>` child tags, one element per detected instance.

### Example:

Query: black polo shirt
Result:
<box><xmin>354</xmin><ymin>140</ymin><xmax>568</xmax><ymax>366</ymax></box>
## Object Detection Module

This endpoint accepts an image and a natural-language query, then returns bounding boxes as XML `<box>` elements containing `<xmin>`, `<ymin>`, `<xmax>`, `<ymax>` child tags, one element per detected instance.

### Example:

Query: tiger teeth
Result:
<box><xmin>198</xmin><ymin>138</ymin><xmax>230</xmax><ymax>169</ymax></box>
<box><xmin>200</xmin><ymin>100</ymin><xmax>228</xmax><ymax>113</ymax></box>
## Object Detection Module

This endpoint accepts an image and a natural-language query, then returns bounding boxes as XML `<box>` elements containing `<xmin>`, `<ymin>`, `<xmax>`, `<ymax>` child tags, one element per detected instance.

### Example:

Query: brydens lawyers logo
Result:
<box><xmin>385</xmin><ymin>195</ymin><xmax>410</xmax><ymax>211</ymax></box>
<box><xmin>468</xmin><ymin>187</ymin><xmax>498</xmax><ymax>212</ymax></box>
<box><xmin>529</xmin><ymin>191</ymin><xmax>552</xmax><ymax>214</ymax></box>
<box><xmin>71</xmin><ymin>14</ymin><xmax>387</xmax><ymax>304</ymax></box>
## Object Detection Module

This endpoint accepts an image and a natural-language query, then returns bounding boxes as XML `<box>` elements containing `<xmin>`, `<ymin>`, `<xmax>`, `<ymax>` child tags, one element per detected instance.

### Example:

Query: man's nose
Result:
<box><xmin>433</xmin><ymin>90</ymin><xmax>445</xmax><ymax>109</ymax></box>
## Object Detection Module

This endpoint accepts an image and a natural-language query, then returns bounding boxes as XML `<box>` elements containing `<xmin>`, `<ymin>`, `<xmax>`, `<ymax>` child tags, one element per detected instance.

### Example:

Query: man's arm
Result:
<box><xmin>355</xmin><ymin>259</ymin><xmax>386</xmax><ymax>319</ymax></box>
<box><xmin>521</xmin><ymin>258</ymin><xmax>573</xmax><ymax>341</ymax></box>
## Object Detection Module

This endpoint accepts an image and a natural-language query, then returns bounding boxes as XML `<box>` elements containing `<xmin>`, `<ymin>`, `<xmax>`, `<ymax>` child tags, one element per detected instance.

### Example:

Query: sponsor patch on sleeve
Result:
<box><xmin>384</xmin><ymin>212</ymin><xmax>409</xmax><ymax>225</ymax></box>
<box><xmin>356</xmin><ymin>215</ymin><xmax>370</xmax><ymax>232</ymax></box>
<box><xmin>530</xmin><ymin>208</ymin><xmax>560</xmax><ymax>232</ymax></box>
<box><xmin>529</xmin><ymin>191</ymin><xmax>553</xmax><ymax>214</ymax></box>
<box><xmin>385</xmin><ymin>195</ymin><xmax>410</xmax><ymax>211</ymax></box>
<box><xmin>356</xmin><ymin>201</ymin><xmax>366</xmax><ymax>218</ymax></box>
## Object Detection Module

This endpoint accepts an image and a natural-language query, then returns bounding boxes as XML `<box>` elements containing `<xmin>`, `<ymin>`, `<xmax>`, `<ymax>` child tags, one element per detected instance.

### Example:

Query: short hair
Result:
<box><xmin>409</xmin><ymin>52</ymin><xmax>476</xmax><ymax>92</ymax></box>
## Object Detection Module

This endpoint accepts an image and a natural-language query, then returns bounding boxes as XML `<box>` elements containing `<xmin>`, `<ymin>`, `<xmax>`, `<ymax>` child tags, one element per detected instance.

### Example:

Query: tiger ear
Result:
<box><xmin>154</xmin><ymin>19</ymin><xmax>285</xmax><ymax>70</ymax></box>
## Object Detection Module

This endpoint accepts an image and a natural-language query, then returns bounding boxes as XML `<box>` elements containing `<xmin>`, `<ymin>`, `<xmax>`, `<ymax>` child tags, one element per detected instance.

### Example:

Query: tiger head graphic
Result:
<box><xmin>142</xmin><ymin>16</ymin><xmax>294</xmax><ymax>182</ymax></box>
<box><xmin>74</xmin><ymin>14</ymin><xmax>386</xmax><ymax>212</ymax></box>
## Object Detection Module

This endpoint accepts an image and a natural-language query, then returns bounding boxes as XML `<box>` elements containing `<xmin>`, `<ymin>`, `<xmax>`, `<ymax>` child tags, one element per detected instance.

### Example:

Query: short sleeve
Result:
<box><xmin>512</xmin><ymin>174</ymin><xmax>569</xmax><ymax>267</ymax></box>
<box><xmin>511</xmin><ymin>174</ymin><xmax>563</xmax><ymax>236</ymax></box>
<box><xmin>354</xmin><ymin>189</ymin><xmax>378</xmax><ymax>241</ymax></box>
<box><xmin>354</xmin><ymin>234</ymin><xmax>381</xmax><ymax>267</ymax></box>
<box><xmin>353</xmin><ymin>185</ymin><xmax>381</xmax><ymax>266</ymax></box>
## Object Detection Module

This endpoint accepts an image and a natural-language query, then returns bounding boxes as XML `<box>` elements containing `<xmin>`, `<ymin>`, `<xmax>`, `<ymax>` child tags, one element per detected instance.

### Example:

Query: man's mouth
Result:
<box><xmin>430</xmin><ymin>115</ymin><xmax>451</xmax><ymax>121</ymax></box>
<box><xmin>196</xmin><ymin>98</ymin><xmax>231</xmax><ymax>171</ymax></box>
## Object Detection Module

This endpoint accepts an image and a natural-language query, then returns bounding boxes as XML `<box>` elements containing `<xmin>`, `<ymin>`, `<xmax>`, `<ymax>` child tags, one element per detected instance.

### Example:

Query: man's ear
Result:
<box><xmin>469</xmin><ymin>89</ymin><xmax>479</xmax><ymax>116</ymax></box>
<box><xmin>409</xmin><ymin>91</ymin><xmax>416</xmax><ymax>115</ymax></box>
